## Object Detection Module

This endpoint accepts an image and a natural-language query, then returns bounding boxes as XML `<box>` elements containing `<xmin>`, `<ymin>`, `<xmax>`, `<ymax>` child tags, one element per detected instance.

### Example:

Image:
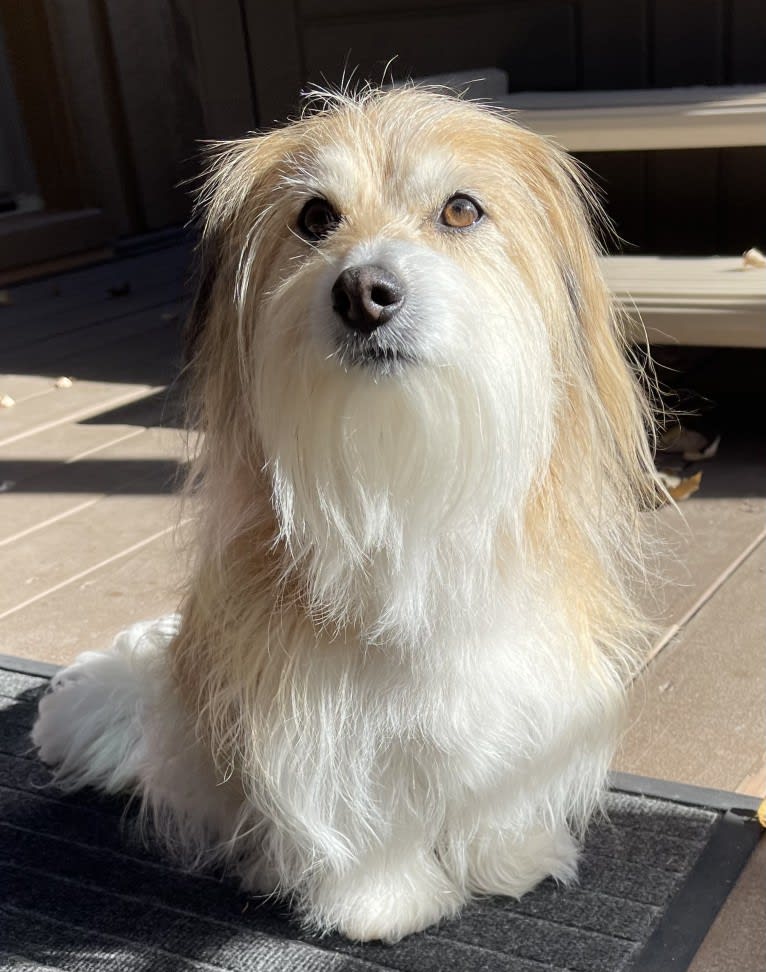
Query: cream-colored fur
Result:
<box><xmin>34</xmin><ymin>87</ymin><xmax>659</xmax><ymax>942</ymax></box>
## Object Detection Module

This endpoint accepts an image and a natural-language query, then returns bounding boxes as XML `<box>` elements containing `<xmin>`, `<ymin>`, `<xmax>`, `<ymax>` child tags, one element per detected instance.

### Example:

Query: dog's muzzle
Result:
<box><xmin>331</xmin><ymin>265</ymin><xmax>405</xmax><ymax>334</ymax></box>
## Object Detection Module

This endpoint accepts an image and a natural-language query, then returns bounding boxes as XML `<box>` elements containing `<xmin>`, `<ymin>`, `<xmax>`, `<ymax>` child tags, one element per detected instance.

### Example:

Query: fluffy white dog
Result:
<box><xmin>33</xmin><ymin>87</ymin><xmax>658</xmax><ymax>942</ymax></box>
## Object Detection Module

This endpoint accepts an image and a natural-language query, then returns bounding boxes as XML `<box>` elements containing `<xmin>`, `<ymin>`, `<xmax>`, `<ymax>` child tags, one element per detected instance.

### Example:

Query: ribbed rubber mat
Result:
<box><xmin>0</xmin><ymin>667</ymin><xmax>760</xmax><ymax>972</ymax></box>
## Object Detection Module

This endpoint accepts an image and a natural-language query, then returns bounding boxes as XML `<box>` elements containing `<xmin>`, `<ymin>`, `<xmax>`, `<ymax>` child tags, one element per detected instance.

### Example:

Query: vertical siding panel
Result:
<box><xmin>720</xmin><ymin>0</ymin><xmax>766</xmax><ymax>254</ymax></box>
<box><xmin>649</xmin><ymin>1</ymin><xmax>725</xmax><ymax>252</ymax></box>
<box><xmin>580</xmin><ymin>0</ymin><xmax>649</xmax><ymax>89</ymax></box>
<box><xmin>40</xmin><ymin>0</ymin><xmax>140</xmax><ymax>234</ymax></box>
<box><xmin>503</xmin><ymin>3</ymin><xmax>578</xmax><ymax>90</ymax></box>
<box><xmin>652</xmin><ymin>0</ymin><xmax>725</xmax><ymax>85</ymax></box>
<box><xmin>576</xmin><ymin>153</ymin><xmax>649</xmax><ymax>252</ymax></box>
<box><xmin>578</xmin><ymin>1</ymin><xmax>649</xmax><ymax>251</ymax></box>
<box><xmin>719</xmin><ymin>148</ymin><xmax>766</xmax><ymax>254</ymax></box>
<box><xmin>184</xmin><ymin>0</ymin><xmax>256</xmax><ymax>139</ymax></box>
<box><xmin>0</xmin><ymin>0</ymin><xmax>84</xmax><ymax>211</ymax></box>
<box><xmin>299</xmin><ymin>4</ymin><xmax>578</xmax><ymax>94</ymax></box>
<box><xmin>646</xmin><ymin>149</ymin><xmax>720</xmax><ymax>254</ymax></box>
<box><xmin>241</xmin><ymin>0</ymin><xmax>304</xmax><ymax>125</ymax></box>
<box><xmin>730</xmin><ymin>0</ymin><xmax>766</xmax><ymax>82</ymax></box>
<box><xmin>104</xmin><ymin>0</ymin><xmax>205</xmax><ymax>229</ymax></box>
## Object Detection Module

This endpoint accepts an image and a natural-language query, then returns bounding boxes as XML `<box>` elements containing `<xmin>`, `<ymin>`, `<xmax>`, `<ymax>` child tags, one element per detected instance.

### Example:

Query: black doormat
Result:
<box><xmin>0</xmin><ymin>662</ymin><xmax>761</xmax><ymax>972</ymax></box>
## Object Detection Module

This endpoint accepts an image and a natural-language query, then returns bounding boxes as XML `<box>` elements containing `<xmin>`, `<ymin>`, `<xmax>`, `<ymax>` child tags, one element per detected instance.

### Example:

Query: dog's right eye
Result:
<box><xmin>297</xmin><ymin>198</ymin><xmax>340</xmax><ymax>242</ymax></box>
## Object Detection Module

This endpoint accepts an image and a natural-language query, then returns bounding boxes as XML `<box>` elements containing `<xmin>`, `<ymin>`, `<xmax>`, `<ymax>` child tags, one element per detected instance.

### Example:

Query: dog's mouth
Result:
<box><xmin>337</xmin><ymin>337</ymin><xmax>417</xmax><ymax>375</ymax></box>
<box><xmin>365</xmin><ymin>346</ymin><xmax>408</xmax><ymax>364</ymax></box>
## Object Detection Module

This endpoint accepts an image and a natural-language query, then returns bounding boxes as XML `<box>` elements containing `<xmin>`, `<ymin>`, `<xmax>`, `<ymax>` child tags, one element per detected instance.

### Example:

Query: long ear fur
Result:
<box><xmin>488</xmin><ymin>118</ymin><xmax>660</xmax><ymax>671</ymax></box>
<box><xmin>183</xmin><ymin>124</ymin><xmax>303</xmax><ymax>369</ymax></box>
<box><xmin>183</xmin><ymin>234</ymin><xmax>219</xmax><ymax>365</ymax></box>
<box><xmin>183</xmin><ymin>127</ymin><xmax>302</xmax><ymax>453</ymax></box>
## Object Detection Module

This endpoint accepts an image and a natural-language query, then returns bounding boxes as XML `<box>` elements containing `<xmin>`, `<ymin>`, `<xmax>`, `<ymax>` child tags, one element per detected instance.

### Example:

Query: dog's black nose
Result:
<box><xmin>331</xmin><ymin>265</ymin><xmax>405</xmax><ymax>333</ymax></box>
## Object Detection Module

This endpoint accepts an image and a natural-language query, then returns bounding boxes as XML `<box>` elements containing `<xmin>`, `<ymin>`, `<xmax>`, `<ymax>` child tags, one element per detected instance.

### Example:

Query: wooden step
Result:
<box><xmin>601</xmin><ymin>255</ymin><xmax>766</xmax><ymax>347</ymax></box>
<box><xmin>496</xmin><ymin>85</ymin><xmax>766</xmax><ymax>151</ymax></box>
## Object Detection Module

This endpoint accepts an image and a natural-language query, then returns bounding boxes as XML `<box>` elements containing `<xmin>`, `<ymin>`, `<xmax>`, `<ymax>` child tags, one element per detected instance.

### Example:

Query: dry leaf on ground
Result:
<box><xmin>656</xmin><ymin>469</ymin><xmax>703</xmax><ymax>503</ymax></box>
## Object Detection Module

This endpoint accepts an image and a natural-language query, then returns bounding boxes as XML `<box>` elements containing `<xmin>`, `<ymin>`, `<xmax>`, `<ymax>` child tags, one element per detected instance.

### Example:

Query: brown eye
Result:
<box><xmin>439</xmin><ymin>194</ymin><xmax>484</xmax><ymax>230</ymax></box>
<box><xmin>298</xmin><ymin>198</ymin><xmax>340</xmax><ymax>242</ymax></box>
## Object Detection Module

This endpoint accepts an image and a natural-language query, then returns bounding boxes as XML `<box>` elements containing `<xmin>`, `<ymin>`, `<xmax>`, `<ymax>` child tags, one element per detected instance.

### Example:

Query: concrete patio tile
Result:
<box><xmin>0</xmin><ymin>393</ymin><xmax>182</xmax><ymax>480</ymax></box>
<box><xmin>0</xmin><ymin>529</ymin><xmax>186</xmax><ymax>665</ymax></box>
<box><xmin>1</xmin><ymin>421</ymin><xmax>185</xmax><ymax>486</ymax></box>
<box><xmin>0</xmin><ymin>490</ymin><xmax>183</xmax><ymax>617</ymax></box>
<box><xmin>0</xmin><ymin>373</ymin><xmax>65</xmax><ymax>403</ymax></box>
<box><xmin>644</xmin><ymin>431</ymin><xmax>766</xmax><ymax>656</ymax></box>
<box><xmin>1</xmin><ymin>426</ymin><xmax>150</xmax><ymax>481</ymax></box>
<box><xmin>0</xmin><ymin>426</ymin><xmax>186</xmax><ymax>544</ymax></box>
<box><xmin>0</xmin><ymin>379</ymin><xmax>162</xmax><ymax>446</ymax></box>
<box><xmin>2</xmin><ymin>243</ymin><xmax>189</xmax><ymax>316</ymax></box>
<box><xmin>614</xmin><ymin>539</ymin><xmax>766</xmax><ymax>793</ymax></box>
<box><xmin>2</xmin><ymin>299</ymin><xmax>183</xmax><ymax>371</ymax></box>
<box><xmin>646</xmin><ymin>494</ymin><xmax>765</xmax><ymax>653</ymax></box>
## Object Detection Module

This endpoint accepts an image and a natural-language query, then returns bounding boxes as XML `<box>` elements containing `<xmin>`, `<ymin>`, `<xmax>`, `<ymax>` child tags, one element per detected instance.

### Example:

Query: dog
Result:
<box><xmin>33</xmin><ymin>86</ymin><xmax>658</xmax><ymax>942</ymax></box>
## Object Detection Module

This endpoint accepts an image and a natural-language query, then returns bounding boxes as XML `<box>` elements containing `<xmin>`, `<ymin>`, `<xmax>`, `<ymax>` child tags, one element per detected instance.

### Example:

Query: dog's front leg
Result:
<box><xmin>32</xmin><ymin>617</ymin><xmax>242</xmax><ymax>862</ymax></box>
<box><xmin>444</xmin><ymin>795</ymin><xmax>580</xmax><ymax>900</ymax></box>
<box><xmin>32</xmin><ymin>618</ymin><xmax>184</xmax><ymax>795</ymax></box>
<box><xmin>304</xmin><ymin>835</ymin><xmax>462</xmax><ymax>942</ymax></box>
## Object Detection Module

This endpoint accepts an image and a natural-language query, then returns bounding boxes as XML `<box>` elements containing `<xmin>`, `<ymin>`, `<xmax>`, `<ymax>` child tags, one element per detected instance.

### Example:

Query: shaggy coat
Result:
<box><xmin>34</xmin><ymin>87</ymin><xmax>658</xmax><ymax>942</ymax></box>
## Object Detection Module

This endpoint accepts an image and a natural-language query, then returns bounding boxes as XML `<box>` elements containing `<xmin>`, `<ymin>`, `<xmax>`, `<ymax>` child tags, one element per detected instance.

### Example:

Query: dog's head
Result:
<box><xmin>186</xmin><ymin>87</ymin><xmax>656</xmax><ymax>642</ymax></box>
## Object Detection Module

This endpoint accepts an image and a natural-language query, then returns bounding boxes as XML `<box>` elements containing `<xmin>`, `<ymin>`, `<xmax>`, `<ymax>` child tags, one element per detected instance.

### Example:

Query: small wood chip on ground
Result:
<box><xmin>743</xmin><ymin>247</ymin><xmax>766</xmax><ymax>269</ymax></box>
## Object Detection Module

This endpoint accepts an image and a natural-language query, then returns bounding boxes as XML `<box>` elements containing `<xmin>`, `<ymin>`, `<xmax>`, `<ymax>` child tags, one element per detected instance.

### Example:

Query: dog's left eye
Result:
<box><xmin>298</xmin><ymin>198</ymin><xmax>341</xmax><ymax>242</ymax></box>
<box><xmin>439</xmin><ymin>194</ymin><xmax>484</xmax><ymax>230</ymax></box>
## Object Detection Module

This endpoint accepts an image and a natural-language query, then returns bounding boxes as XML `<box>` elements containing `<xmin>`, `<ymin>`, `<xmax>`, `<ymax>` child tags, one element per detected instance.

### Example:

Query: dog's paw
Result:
<box><xmin>32</xmin><ymin>619</ymin><xmax>179</xmax><ymax>791</ymax></box>
<box><xmin>309</xmin><ymin>857</ymin><xmax>462</xmax><ymax>942</ymax></box>
<box><xmin>32</xmin><ymin>657</ymin><xmax>146</xmax><ymax>794</ymax></box>
<box><xmin>462</xmin><ymin>824</ymin><xmax>580</xmax><ymax>898</ymax></box>
<box><xmin>33</xmin><ymin>653</ymin><xmax>116</xmax><ymax>769</ymax></box>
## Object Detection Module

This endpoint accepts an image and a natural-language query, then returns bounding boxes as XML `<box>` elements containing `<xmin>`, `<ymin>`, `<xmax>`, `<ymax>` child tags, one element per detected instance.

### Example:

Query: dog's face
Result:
<box><xmin>193</xmin><ymin>92</ymin><xmax>581</xmax><ymax>491</ymax></box>
<box><xmin>190</xmin><ymin>89</ymin><xmax>651</xmax><ymax>641</ymax></box>
<box><xmin>270</xmin><ymin>113</ymin><xmax>555</xmax><ymax>382</ymax></box>
<box><xmin>197</xmin><ymin>91</ymin><xmax>566</xmax><ymax>374</ymax></box>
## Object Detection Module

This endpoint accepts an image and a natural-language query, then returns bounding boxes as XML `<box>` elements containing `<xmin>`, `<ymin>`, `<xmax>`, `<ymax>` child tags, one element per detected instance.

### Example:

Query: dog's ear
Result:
<box><xmin>497</xmin><ymin>121</ymin><xmax>657</xmax><ymax>502</ymax></box>
<box><xmin>183</xmin><ymin>127</ymin><xmax>300</xmax><ymax>364</ymax></box>
<box><xmin>184</xmin><ymin>234</ymin><xmax>219</xmax><ymax>365</ymax></box>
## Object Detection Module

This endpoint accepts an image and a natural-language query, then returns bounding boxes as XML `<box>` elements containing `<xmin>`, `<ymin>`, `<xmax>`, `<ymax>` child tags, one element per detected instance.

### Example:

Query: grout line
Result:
<box><xmin>0</xmin><ymin>428</ymin><xmax>159</xmax><ymax>548</ymax></box>
<box><xmin>0</xmin><ymin>385</ymin><xmax>166</xmax><ymax>449</ymax></box>
<box><xmin>0</xmin><ymin>522</ymin><xmax>188</xmax><ymax>622</ymax></box>
<box><xmin>64</xmin><ymin>426</ymin><xmax>146</xmax><ymax>464</ymax></box>
<box><xmin>641</xmin><ymin>527</ymin><xmax>766</xmax><ymax>673</ymax></box>
<box><xmin>1</xmin><ymin>386</ymin><xmax>57</xmax><ymax>408</ymax></box>
<box><xmin>0</xmin><ymin>496</ymin><xmax>103</xmax><ymax>549</ymax></box>
<box><xmin>1</xmin><ymin>295</ymin><xmax>183</xmax><ymax>357</ymax></box>
<box><xmin>0</xmin><ymin>423</ymin><xmax>144</xmax><ymax>493</ymax></box>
